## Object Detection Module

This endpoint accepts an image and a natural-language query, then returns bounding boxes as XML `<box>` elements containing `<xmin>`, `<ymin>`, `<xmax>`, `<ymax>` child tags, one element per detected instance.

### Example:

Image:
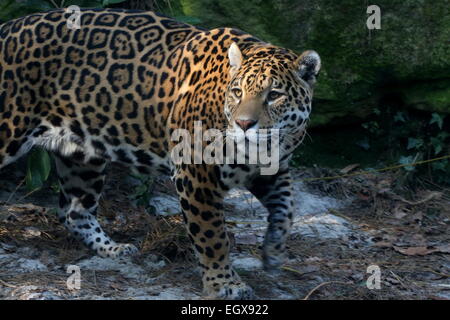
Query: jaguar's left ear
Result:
<box><xmin>295</xmin><ymin>50</ymin><xmax>321</xmax><ymax>86</ymax></box>
<box><xmin>228</xmin><ymin>42</ymin><xmax>243</xmax><ymax>77</ymax></box>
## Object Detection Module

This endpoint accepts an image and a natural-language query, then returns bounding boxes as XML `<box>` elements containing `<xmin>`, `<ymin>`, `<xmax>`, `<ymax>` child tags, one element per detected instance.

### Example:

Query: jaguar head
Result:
<box><xmin>224</xmin><ymin>42</ymin><xmax>320</xmax><ymax>153</ymax></box>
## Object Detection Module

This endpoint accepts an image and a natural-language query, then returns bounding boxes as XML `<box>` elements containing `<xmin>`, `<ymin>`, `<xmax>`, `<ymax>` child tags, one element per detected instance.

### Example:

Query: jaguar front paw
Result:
<box><xmin>262</xmin><ymin>248</ymin><xmax>286</xmax><ymax>272</ymax></box>
<box><xmin>205</xmin><ymin>281</ymin><xmax>255</xmax><ymax>300</ymax></box>
<box><xmin>96</xmin><ymin>243</ymin><xmax>139</xmax><ymax>258</ymax></box>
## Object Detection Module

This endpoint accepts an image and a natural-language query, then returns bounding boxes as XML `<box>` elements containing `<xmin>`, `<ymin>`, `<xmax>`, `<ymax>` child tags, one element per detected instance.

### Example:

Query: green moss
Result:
<box><xmin>401</xmin><ymin>80</ymin><xmax>450</xmax><ymax>114</ymax></box>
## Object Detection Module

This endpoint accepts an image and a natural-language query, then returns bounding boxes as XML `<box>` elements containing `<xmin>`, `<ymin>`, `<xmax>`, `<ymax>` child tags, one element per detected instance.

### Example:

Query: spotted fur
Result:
<box><xmin>0</xmin><ymin>8</ymin><xmax>320</xmax><ymax>299</ymax></box>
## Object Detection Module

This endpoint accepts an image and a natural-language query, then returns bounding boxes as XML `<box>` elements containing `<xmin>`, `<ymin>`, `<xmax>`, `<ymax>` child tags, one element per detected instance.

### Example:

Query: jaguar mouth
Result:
<box><xmin>225</xmin><ymin>127</ymin><xmax>278</xmax><ymax>144</ymax></box>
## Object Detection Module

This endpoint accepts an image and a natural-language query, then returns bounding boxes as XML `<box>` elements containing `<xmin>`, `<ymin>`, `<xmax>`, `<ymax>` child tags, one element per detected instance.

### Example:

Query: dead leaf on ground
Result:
<box><xmin>393</xmin><ymin>208</ymin><xmax>408</xmax><ymax>219</ymax></box>
<box><xmin>357</xmin><ymin>191</ymin><xmax>371</xmax><ymax>201</ymax></box>
<box><xmin>393</xmin><ymin>244</ymin><xmax>450</xmax><ymax>256</ymax></box>
<box><xmin>340</xmin><ymin>163</ymin><xmax>360</xmax><ymax>174</ymax></box>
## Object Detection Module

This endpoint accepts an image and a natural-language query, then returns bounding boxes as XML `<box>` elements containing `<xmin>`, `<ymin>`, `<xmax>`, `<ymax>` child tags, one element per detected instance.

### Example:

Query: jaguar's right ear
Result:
<box><xmin>228</xmin><ymin>42</ymin><xmax>242</xmax><ymax>77</ymax></box>
<box><xmin>295</xmin><ymin>50</ymin><xmax>321</xmax><ymax>87</ymax></box>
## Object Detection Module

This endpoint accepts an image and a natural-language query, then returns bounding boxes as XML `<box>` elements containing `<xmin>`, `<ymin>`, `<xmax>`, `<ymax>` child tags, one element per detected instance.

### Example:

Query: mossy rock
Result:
<box><xmin>400</xmin><ymin>80</ymin><xmax>450</xmax><ymax>114</ymax></box>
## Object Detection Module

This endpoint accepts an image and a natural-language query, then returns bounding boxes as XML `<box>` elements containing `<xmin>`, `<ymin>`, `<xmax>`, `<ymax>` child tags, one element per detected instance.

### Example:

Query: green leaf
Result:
<box><xmin>393</xmin><ymin>112</ymin><xmax>406</xmax><ymax>123</ymax></box>
<box><xmin>431</xmin><ymin>160</ymin><xmax>448</xmax><ymax>172</ymax></box>
<box><xmin>437</xmin><ymin>132</ymin><xmax>449</xmax><ymax>140</ymax></box>
<box><xmin>407</xmin><ymin>138</ymin><xmax>423</xmax><ymax>150</ymax></box>
<box><xmin>399</xmin><ymin>155</ymin><xmax>415</xmax><ymax>172</ymax></box>
<box><xmin>430</xmin><ymin>137</ymin><xmax>443</xmax><ymax>155</ymax></box>
<box><xmin>434</xmin><ymin>144</ymin><xmax>442</xmax><ymax>155</ymax></box>
<box><xmin>26</xmin><ymin>148</ymin><xmax>51</xmax><ymax>191</ymax></box>
<box><xmin>429</xmin><ymin>113</ymin><xmax>444</xmax><ymax>129</ymax></box>
<box><xmin>134</xmin><ymin>184</ymin><xmax>147</xmax><ymax>196</ymax></box>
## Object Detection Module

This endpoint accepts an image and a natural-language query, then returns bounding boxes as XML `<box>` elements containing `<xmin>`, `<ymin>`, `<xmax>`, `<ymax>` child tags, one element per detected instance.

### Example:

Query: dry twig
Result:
<box><xmin>303</xmin><ymin>281</ymin><xmax>353</xmax><ymax>300</ymax></box>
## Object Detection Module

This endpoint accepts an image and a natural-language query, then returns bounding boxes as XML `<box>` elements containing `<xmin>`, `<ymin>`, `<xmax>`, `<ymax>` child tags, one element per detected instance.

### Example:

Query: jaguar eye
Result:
<box><xmin>267</xmin><ymin>91</ymin><xmax>283</xmax><ymax>101</ymax></box>
<box><xmin>232</xmin><ymin>88</ymin><xmax>242</xmax><ymax>98</ymax></box>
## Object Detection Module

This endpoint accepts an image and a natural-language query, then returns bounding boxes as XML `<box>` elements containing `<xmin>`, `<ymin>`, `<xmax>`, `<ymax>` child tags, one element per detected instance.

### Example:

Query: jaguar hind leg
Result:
<box><xmin>54</xmin><ymin>154</ymin><xmax>138</xmax><ymax>258</ymax></box>
<box><xmin>0</xmin><ymin>121</ymin><xmax>34</xmax><ymax>170</ymax></box>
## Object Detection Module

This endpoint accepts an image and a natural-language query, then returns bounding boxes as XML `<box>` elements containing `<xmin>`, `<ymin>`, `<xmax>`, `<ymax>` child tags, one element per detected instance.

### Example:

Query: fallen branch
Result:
<box><xmin>0</xmin><ymin>278</ymin><xmax>17</xmax><ymax>288</ymax></box>
<box><xmin>389</xmin><ymin>191</ymin><xmax>442</xmax><ymax>206</ymax></box>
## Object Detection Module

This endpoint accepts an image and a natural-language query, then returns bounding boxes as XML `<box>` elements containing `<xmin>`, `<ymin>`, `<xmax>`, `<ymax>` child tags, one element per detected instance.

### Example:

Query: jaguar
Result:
<box><xmin>0</xmin><ymin>8</ymin><xmax>320</xmax><ymax>299</ymax></box>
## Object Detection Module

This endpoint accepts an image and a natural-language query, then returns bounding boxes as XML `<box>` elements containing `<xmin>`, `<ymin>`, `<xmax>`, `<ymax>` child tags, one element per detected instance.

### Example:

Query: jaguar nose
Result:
<box><xmin>235</xmin><ymin>119</ymin><xmax>258</xmax><ymax>132</ymax></box>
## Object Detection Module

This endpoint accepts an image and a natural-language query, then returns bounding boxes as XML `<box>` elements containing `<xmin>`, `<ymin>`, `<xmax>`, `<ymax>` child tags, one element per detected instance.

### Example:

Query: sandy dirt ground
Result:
<box><xmin>0</xmin><ymin>162</ymin><xmax>448</xmax><ymax>300</ymax></box>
